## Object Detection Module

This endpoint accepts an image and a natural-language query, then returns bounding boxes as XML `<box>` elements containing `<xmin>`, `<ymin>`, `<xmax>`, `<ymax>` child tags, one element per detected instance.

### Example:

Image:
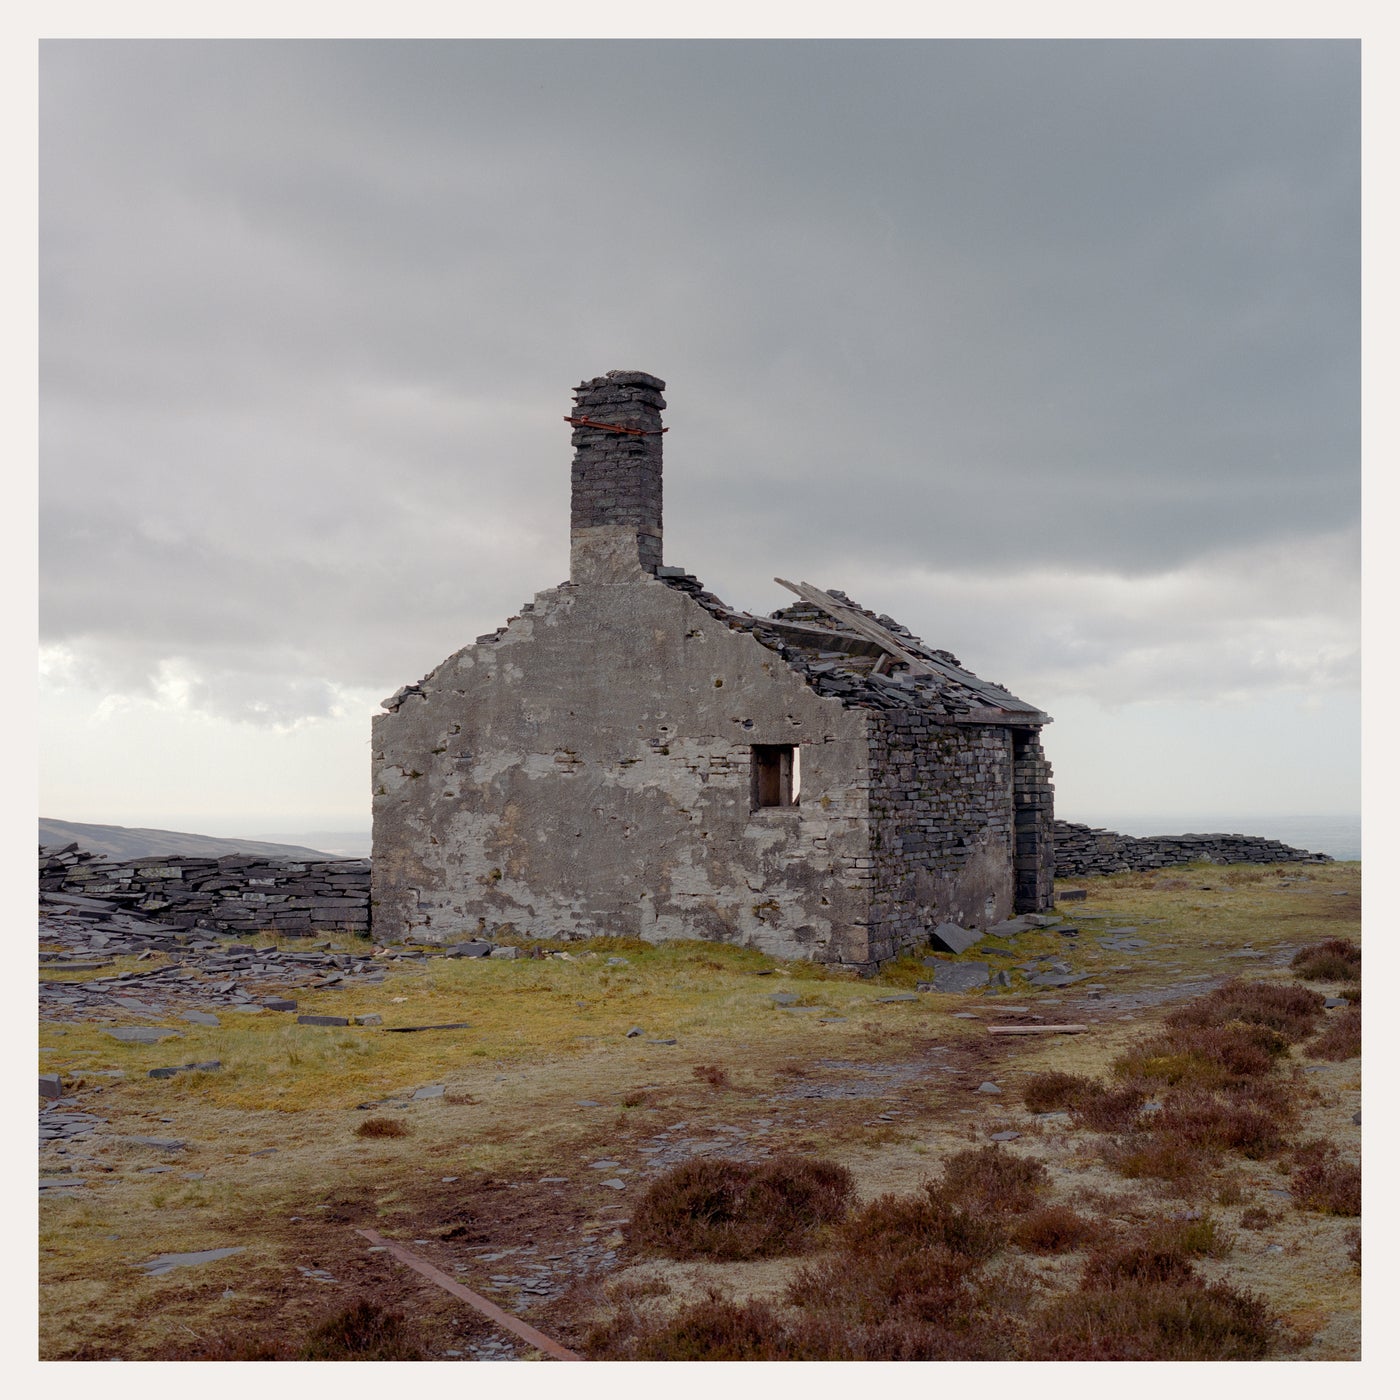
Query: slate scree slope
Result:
<box><xmin>372</xmin><ymin>372</ymin><xmax>1054</xmax><ymax>972</ymax></box>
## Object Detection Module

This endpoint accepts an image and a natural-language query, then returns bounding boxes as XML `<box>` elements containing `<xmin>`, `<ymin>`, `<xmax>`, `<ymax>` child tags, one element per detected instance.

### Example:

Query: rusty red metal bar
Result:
<box><xmin>564</xmin><ymin>414</ymin><xmax>668</xmax><ymax>436</ymax></box>
<box><xmin>356</xmin><ymin>1228</ymin><xmax>584</xmax><ymax>1361</ymax></box>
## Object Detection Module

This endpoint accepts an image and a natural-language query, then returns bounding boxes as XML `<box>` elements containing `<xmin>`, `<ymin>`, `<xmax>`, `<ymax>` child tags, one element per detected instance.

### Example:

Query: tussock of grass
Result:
<box><xmin>354</xmin><ymin>1117</ymin><xmax>409</xmax><ymax>1138</ymax></box>
<box><xmin>691</xmin><ymin>1064</ymin><xmax>730</xmax><ymax>1087</ymax></box>
<box><xmin>1290</xmin><ymin>938</ymin><xmax>1361</xmax><ymax>982</ymax></box>
<box><xmin>629</xmin><ymin>1156</ymin><xmax>853</xmax><ymax>1260</ymax></box>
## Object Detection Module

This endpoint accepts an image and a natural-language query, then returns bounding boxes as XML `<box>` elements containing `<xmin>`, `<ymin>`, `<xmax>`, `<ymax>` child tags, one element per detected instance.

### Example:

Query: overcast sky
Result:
<box><xmin>37</xmin><ymin>38</ymin><xmax>1361</xmax><ymax>835</ymax></box>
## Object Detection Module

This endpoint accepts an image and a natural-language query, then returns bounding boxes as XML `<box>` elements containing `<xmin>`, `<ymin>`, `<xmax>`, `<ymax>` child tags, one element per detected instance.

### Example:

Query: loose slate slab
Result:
<box><xmin>181</xmin><ymin>1011</ymin><xmax>221</xmax><ymax>1028</ymax></box>
<box><xmin>928</xmin><ymin>962</ymin><xmax>990</xmax><ymax>994</ymax></box>
<box><xmin>39</xmin><ymin>1074</ymin><xmax>63</xmax><ymax>1100</ymax></box>
<box><xmin>135</xmin><ymin>1247</ymin><xmax>244</xmax><ymax>1277</ymax></box>
<box><xmin>297</xmin><ymin>1014</ymin><xmax>350</xmax><ymax>1027</ymax></box>
<box><xmin>149</xmin><ymin>1061</ymin><xmax>222</xmax><ymax>1080</ymax></box>
<box><xmin>412</xmin><ymin>1084</ymin><xmax>446</xmax><ymax>1099</ymax></box>
<box><xmin>443</xmin><ymin>941</ymin><xmax>493</xmax><ymax>958</ymax></box>
<box><xmin>104</xmin><ymin>1027</ymin><xmax>183</xmax><ymax>1045</ymax></box>
<box><xmin>876</xmin><ymin>992</ymin><xmax>919</xmax><ymax>1003</ymax></box>
<box><xmin>928</xmin><ymin>922</ymin><xmax>981</xmax><ymax>956</ymax></box>
<box><xmin>986</xmin><ymin>918</ymin><xmax>1031</xmax><ymax>938</ymax></box>
<box><xmin>261</xmin><ymin>997</ymin><xmax>297</xmax><ymax>1011</ymax></box>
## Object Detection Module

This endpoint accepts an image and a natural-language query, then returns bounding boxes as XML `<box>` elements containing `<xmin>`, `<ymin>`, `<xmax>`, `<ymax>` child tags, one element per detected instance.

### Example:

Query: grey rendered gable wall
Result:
<box><xmin>371</xmin><ymin>576</ymin><xmax>876</xmax><ymax>965</ymax></box>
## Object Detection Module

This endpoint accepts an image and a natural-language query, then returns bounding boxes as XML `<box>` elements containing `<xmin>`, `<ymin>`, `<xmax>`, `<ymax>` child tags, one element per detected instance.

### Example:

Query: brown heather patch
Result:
<box><xmin>1307</xmin><ymin>1005</ymin><xmax>1361</xmax><ymax>1061</ymax></box>
<box><xmin>1165</xmin><ymin>979</ymin><xmax>1327</xmax><ymax>1041</ymax></box>
<box><xmin>936</xmin><ymin>1145</ymin><xmax>1049</xmax><ymax>1214</ymax></box>
<box><xmin>1150</xmin><ymin>1087</ymin><xmax>1290</xmax><ymax>1159</ymax></box>
<box><xmin>1022</xmin><ymin>1069</ymin><xmax>1097</xmax><ymax>1114</ymax></box>
<box><xmin>1026</xmin><ymin>1278</ymin><xmax>1282</xmax><ymax>1360</ymax></box>
<box><xmin>1239</xmin><ymin>1206</ymin><xmax>1277</xmax><ymax>1230</ymax></box>
<box><xmin>1291</xmin><ymin>938</ymin><xmax>1361</xmax><ymax>982</ymax></box>
<box><xmin>628</xmin><ymin>1156</ymin><xmax>854</xmax><ymax>1261</ymax></box>
<box><xmin>1113</xmin><ymin>1021</ymin><xmax>1288</xmax><ymax>1089</ymax></box>
<box><xmin>298</xmin><ymin>1299</ymin><xmax>424</xmax><ymax>1361</ymax></box>
<box><xmin>1011</xmin><ymin>1204</ymin><xmax>1101</xmax><ymax>1254</ymax></box>
<box><xmin>832</xmin><ymin>1186</ymin><xmax>1008</xmax><ymax>1262</ymax></box>
<box><xmin>1106</xmin><ymin>1136</ymin><xmax>1214</xmax><ymax>1183</ymax></box>
<box><xmin>691</xmin><ymin>1064</ymin><xmax>730</xmax><ymax>1088</ymax></box>
<box><xmin>1290</xmin><ymin>1141</ymin><xmax>1361</xmax><ymax>1216</ymax></box>
<box><xmin>1069</xmin><ymin>1083</ymin><xmax>1148</xmax><ymax>1133</ymax></box>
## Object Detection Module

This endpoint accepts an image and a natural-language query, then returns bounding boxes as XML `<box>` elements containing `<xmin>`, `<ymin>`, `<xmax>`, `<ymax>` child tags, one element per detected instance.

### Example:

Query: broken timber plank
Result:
<box><xmin>775</xmin><ymin>578</ymin><xmax>1048</xmax><ymax>717</ymax></box>
<box><xmin>987</xmin><ymin>1024</ymin><xmax>1090</xmax><ymax>1035</ymax></box>
<box><xmin>356</xmin><ymin>1229</ymin><xmax>584</xmax><ymax>1360</ymax></box>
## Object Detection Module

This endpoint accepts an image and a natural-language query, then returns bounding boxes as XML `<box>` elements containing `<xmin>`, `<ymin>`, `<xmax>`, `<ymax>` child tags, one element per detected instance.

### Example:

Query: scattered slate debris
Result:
<box><xmin>135</xmin><ymin>1247</ymin><xmax>244</xmax><ymax>1277</ymax></box>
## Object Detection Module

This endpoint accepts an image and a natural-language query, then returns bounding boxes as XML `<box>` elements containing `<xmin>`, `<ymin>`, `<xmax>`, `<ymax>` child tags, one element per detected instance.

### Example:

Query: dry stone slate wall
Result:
<box><xmin>866</xmin><ymin>714</ymin><xmax>1017</xmax><ymax>961</ymax></box>
<box><xmin>1051</xmin><ymin>820</ymin><xmax>1332</xmax><ymax>876</ymax></box>
<box><xmin>40</xmin><ymin>845</ymin><xmax>370</xmax><ymax>936</ymax></box>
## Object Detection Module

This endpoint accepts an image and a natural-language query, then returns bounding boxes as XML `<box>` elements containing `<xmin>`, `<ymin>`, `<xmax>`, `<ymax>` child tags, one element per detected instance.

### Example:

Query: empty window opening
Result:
<box><xmin>752</xmin><ymin>744</ymin><xmax>799</xmax><ymax>808</ymax></box>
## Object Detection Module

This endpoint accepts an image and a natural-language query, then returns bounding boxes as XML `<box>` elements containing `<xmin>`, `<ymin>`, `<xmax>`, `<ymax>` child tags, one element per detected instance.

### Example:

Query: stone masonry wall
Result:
<box><xmin>866</xmin><ymin>714</ymin><xmax>1018</xmax><ymax>961</ymax></box>
<box><xmin>372</xmin><ymin>576</ymin><xmax>878</xmax><ymax>967</ymax></box>
<box><xmin>1013</xmin><ymin>729</ymin><xmax>1056</xmax><ymax>912</ymax></box>
<box><xmin>569</xmin><ymin>371</ymin><xmax>666</xmax><ymax>580</ymax></box>
<box><xmin>1052</xmin><ymin>821</ymin><xmax>1332</xmax><ymax>876</ymax></box>
<box><xmin>40</xmin><ymin>845</ymin><xmax>371</xmax><ymax>936</ymax></box>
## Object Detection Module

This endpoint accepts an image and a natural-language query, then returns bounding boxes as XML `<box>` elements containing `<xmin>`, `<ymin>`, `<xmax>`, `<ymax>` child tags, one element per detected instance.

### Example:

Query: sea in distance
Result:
<box><xmin>1071</xmin><ymin>814</ymin><xmax>1361</xmax><ymax>863</ymax></box>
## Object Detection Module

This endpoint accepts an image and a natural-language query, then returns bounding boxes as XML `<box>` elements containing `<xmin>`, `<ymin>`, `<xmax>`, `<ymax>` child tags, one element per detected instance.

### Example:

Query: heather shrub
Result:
<box><xmin>1080</xmin><ymin>1240</ymin><xmax>1197</xmax><ymax>1290</ymax></box>
<box><xmin>937</xmin><ymin>1146</ymin><xmax>1049</xmax><ymax>1214</ymax></box>
<box><xmin>836</xmin><ymin>1186</ymin><xmax>1007</xmax><ymax>1261</ymax></box>
<box><xmin>1152</xmin><ymin>1088</ymin><xmax>1289</xmax><ymax>1159</ymax></box>
<box><xmin>1289</xmin><ymin>1142</ymin><xmax>1361</xmax><ymax>1216</ymax></box>
<box><xmin>629</xmin><ymin>1156</ymin><xmax>853</xmax><ymax>1260</ymax></box>
<box><xmin>1165</xmin><ymin>979</ymin><xmax>1326</xmax><ymax>1041</ymax></box>
<box><xmin>1307</xmin><ymin>1005</ymin><xmax>1360</xmax><ymax>1061</ymax></box>
<box><xmin>1291</xmin><ymin>939</ymin><xmax>1361</xmax><ymax>983</ymax></box>
<box><xmin>299</xmin><ymin>1300</ymin><xmax>422</xmax><ymax>1361</ymax></box>
<box><xmin>1023</xmin><ymin>1070</ymin><xmax>1097</xmax><ymax>1114</ymax></box>
<box><xmin>1070</xmin><ymin>1084</ymin><xmax>1149</xmax><ymax>1133</ymax></box>
<box><xmin>1027</xmin><ymin>1278</ymin><xmax>1280</xmax><ymax>1360</ymax></box>
<box><xmin>1012</xmin><ymin>1205</ymin><xmax>1100</xmax><ymax>1254</ymax></box>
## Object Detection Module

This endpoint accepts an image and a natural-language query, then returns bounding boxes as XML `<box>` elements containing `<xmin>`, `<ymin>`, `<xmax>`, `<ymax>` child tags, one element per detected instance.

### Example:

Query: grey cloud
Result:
<box><xmin>40</xmin><ymin>40</ymin><xmax>1358</xmax><ymax>725</ymax></box>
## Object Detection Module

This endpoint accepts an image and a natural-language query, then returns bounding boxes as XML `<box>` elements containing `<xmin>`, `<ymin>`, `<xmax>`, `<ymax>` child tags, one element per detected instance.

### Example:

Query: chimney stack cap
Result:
<box><xmin>574</xmin><ymin>370</ymin><xmax>666</xmax><ymax>394</ymax></box>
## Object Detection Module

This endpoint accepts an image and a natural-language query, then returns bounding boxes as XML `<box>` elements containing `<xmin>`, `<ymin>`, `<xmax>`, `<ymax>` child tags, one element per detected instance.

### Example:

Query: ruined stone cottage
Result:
<box><xmin>372</xmin><ymin>372</ymin><xmax>1054</xmax><ymax>972</ymax></box>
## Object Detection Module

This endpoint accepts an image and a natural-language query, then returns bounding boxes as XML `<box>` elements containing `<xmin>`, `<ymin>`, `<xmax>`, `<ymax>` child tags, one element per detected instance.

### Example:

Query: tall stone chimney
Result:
<box><xmin>568</xmin><ymin>370</ymin><xmax>666</xmax><ymax>583</ymax></box>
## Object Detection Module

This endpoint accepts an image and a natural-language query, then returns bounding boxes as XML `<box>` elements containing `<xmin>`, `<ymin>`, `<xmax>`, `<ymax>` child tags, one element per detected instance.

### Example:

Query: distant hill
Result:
<box><xmin>38</xmin><ymin>819</ymin><xmax>340</xmax><ymax>862</ymax></box>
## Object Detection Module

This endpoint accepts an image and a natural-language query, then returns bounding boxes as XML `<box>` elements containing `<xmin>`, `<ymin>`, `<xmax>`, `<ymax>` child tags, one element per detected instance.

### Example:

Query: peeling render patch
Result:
<box><xmin>372</xmin><ymin>372</ymin><xmax>1054</xmax><ymax>971</ymax></box>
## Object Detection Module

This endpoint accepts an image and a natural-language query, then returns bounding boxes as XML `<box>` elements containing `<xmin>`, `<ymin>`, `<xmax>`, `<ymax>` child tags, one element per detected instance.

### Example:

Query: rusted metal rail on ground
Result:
<box><xmin>356</xmin><ymin>1228</ymin><xmax>584</xmax><ymax>1361</ymax></box>
<box><xmin>987</xmin><ymin>1024</ymin><xmax>1089</xmax><ymax>1035</ymax></box>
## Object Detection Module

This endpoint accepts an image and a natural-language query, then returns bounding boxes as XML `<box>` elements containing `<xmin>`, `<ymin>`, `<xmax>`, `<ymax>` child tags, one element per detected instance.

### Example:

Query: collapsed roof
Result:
<box><xmin>658</xmin><ymin>571</ymin><xmax>1049</xmax><ymax>725</ymax></box>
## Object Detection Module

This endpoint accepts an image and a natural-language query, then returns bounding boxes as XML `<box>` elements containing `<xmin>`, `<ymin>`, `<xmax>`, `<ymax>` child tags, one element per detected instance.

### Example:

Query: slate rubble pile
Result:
<box><xmin>1052</xmin><ymin>821</ymin><xmax>1332</xmax><ymax>876</ymax></box>
<box><xmin>41</xmin><ymin>843</ymin><xmax>370</xmax><ymax>936</ymax></box>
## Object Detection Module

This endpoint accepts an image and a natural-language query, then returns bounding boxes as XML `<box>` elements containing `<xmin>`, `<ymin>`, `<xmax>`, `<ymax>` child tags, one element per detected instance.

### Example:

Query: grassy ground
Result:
<box><xmin>37</xmin><ymin>860</ymin><xmax>1361</xmax><ymax>1360</ymax></box>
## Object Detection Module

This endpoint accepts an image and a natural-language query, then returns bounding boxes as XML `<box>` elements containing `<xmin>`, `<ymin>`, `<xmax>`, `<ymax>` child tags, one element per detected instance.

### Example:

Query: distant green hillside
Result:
<box><xmin>38</xmin><ymin>819</ymin><xmax>338</xmax><ymax>862</ymax></box>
